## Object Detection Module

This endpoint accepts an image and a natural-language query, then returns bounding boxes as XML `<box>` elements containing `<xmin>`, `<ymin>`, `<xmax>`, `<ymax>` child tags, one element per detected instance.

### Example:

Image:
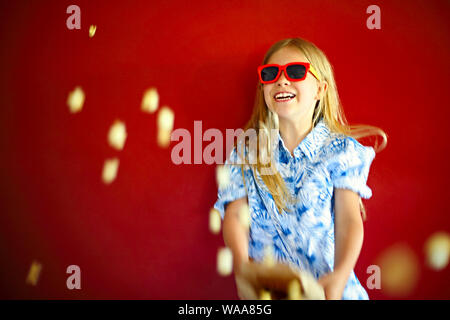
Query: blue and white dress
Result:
<box><xmin>214</xmin><ymin>119</ymin><xmax>375</xmax><ymax>300</ymax></box>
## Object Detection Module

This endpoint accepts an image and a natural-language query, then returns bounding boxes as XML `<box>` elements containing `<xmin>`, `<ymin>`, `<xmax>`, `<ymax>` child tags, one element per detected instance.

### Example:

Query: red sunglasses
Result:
<box><xmin>257</xmin><ymin>62</ymin><xmax>321</xmax><ymax>84</ymax></box>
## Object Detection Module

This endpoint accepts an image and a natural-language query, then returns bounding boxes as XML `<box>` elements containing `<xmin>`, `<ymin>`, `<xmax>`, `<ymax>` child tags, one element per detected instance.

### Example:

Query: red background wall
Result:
<box><xmin>0</xmin><ymin>0</ymin><xmax>449</xmax><ymax>299</ymax></box>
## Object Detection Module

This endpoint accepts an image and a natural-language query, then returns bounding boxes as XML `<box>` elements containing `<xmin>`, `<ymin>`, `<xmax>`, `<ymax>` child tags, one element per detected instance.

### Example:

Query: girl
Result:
<box><xmin>214</xmin><ymin>37</ymin><xmax>387</xmax><ymax>300</ymax></box>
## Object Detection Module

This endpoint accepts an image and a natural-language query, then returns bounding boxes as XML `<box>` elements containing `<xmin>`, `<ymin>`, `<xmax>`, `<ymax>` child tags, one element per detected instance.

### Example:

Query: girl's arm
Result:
<box><xmin>319</xmin><ymin>188</ymin><xmax>364</xmax><ymax>299</ymax></box>
<box><xmin>334</xmin><ymin>188</ymin><xmax>364</xmax><ymax>279</ymax></box>
<box><xmin>222</xmin><ymin>197</ymin><xmax>250</xmax><ymax>274</ymax></box>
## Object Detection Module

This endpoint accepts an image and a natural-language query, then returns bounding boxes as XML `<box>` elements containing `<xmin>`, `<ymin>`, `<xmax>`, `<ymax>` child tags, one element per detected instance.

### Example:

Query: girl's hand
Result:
<box><xmin>234</xmin><ymin>262</ymin><xmax>259</xmax><ymax>300</ymax></box>
<box><xmin>317</xmin><ymin>271</ymin><xmax>348</xmax><ymax>300</ymax></box>
<box><xmin>234</xmin><ymin>261</ymin><xmax>301</xmax><ymax>300</ymax></box>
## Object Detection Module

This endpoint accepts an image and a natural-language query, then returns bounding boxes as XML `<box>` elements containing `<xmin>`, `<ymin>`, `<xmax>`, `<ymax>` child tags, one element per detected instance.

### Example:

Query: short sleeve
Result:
<box><xmin>327</xmin><ymin>137</ymin><xmax>376</xmax><ymax>199</ymax></box>
<box><xmin>213</xmin><ymin>146</ymin><xmax>248</xmax><ymax>220</ymax></box>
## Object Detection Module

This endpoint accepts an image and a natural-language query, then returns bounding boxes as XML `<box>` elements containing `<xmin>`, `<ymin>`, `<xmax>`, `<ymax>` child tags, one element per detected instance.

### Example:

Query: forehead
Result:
<box><xmin>267</xmin><ymin>46</ymin><xmax>309</xmax><ymax>65</ymax></box>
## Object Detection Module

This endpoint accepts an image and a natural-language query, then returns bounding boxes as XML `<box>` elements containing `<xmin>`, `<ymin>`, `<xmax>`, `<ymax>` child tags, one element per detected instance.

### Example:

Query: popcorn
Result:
<box><xmin>235</xmin><ymin>273</ymin><xmax>258</xmax><ymax>300</ymax></box>
<box><xmin>157</xmin><ymin>106</ymin><xmax>174</xmax><ymax>131</ymax></box>
<box><xmin>259</xmin><ymin>289</ymin><xmax>272</xmax><ymax>300</ymax></box>
<box><xmin>287</xmin><ymin>279</ymin><xmax>302</xmax><ymax>300</ymax></box>
<box><xmin>89</xmin><ymin>25</ymin><xmax>97</xmax><ymax>38</ymax></box>
<box><xmin>157</xmin><ymin>106</ymin><xmax>174</xmax><ymax>148</ymax></box>
<box><xmin>26</xmin><ymin>260</ymin><xmax>42</xmax><ymax>286</ymax></box>
<box><xmin>424</xmin><ymin>232</ymin><xmax>450</xmax><ymax>271</ymax></box>
<box><xmin>67</xmin><ymin>86</ymin><xmax>85</xmax><ymax>113</ymax></box>
<box><xmin>263</xmin><ymin>245</ymin><xmax>275</xmax><ymax>267</ymax></box>
<box><xmin>141</xmin><ymin>87</ymin><xmax>159</xmax><ymax>113</ymax></box>
<box><xmin>209</xmin><ymin>208</ymin><xmax>221</xmax><ymax>235</ymax></box>
<box><xmin>216</xmin><ymin>165</ymin><xmax>230</xmax><ymax>190</ymax></box>
<box><xmin>217</xmin><ymin>247</ymin><xmax>233</xmax><ymax>276</ymax></box>
<box><xmin>238</xmin><ymin>203</ymin><xmax>251</xmax><ymax>230</ymax></box>
<box><xmin>297</xmin><ymin>271</ymin><xmax>325</xmax><ymax>300</ymax></box>
<box><xmin>102</xmin><ymin>158</ymin><xmax>119</xmax><ymax>184</ymax></box>
<box><xmin>108</xmin><ymin>120</ymin><xmax>127</xmax><ymax>150</ymax></box>
<box><xmin>376</xmin><ymin>244</ymin><xmax>419</xmax><ymax>297</ymax></box>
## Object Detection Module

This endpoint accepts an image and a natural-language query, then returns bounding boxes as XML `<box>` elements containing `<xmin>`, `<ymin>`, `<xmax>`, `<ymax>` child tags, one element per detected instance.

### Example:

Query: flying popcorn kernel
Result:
<box><xmin>216</xmin><ymin>165</ymin><xmax>230</xmax><ymax>190</ymax></box>
<box><xmin>67</xmin><ymin>86</ymin><xmax>85</xmax><ymax>113</ymax></box>
<box><xmin>141</xmin><ymin>87</ymin><xmax>159</xmax><ymax>113</ymax></box>
<box><xmin>263</xmin><ymin>245</ymin><xmax>275</xmax><ymax>267</ymax></box>
<box><xmin>108</xmin><ymin>120</ymin><xmax>127</xmax><ymax>150</ymax></box>
<box><xmin>89</xmin><ymin>25</ymin><xmax>97</xmax><ymax>38</ymax></box>
<box><xmin>209</xmin><ymin>208</ymin><xmax>221</xmax><ymax>235</ymax></box>
<box><xmin>157</xmin><ymin>106</ymin><xmax>174</xmax><ymax>148</ymax></box>
<box><xmin>376</xmin><ymin>243</ymin><xmax>419</xmax><ymax>297</ymax></box>
<box><xmin>157</xmin><ymin>129</ymin><xmax>172</xmax><ymax>148</ymax></box>
<box><xmin>26</xmin><ymin>260</ymin><xmax>42</xmax><ymax>286</ymax></box>
<box><xmin>287</xmin><ymin>279</ymin><xmax>302</xmax><ymax>300</ymax></box>
<box><xmin>238</xmin><ymin>203</ymin><xmax>251</xmax><ymax>230</ymax></box>
<box><xmin>424</xmin><ymin>232</ymin><xmax>450</xmax><ymax>271</ymax></box>
<box><xmin>297</xmin><ymin>271</ymin><xmax>325</xmax><ymax>300</ymax></box>
<box><xmin>217</xmin><ymin>247</ymin><xmax>233</xmax><ymax>276</ymax></box>
<box><xmin>259</xmin><ymin>289</ymin><xmax>272</xmax><ymax>300</ymax></box>
<box><xmin>102</xmin><ymin>158</ymin><xmax>119</xmax><ymax>184</ymax></box>
<box><xmin>157</xmin><ymin>106</ymin><xmax>174</xmax><ymax>131</ymax></box>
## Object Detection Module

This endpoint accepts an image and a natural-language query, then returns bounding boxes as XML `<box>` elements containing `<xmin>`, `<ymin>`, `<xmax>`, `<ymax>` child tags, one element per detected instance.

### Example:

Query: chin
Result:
<box><xmin>272</xmin><ymin>104</ymin><xmax>299</xmax><ymax>119</ymax></box>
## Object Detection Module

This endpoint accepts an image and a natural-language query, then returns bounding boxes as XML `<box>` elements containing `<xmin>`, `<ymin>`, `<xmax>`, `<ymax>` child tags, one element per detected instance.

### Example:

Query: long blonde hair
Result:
<box><xmin>235</xmin><ymin>37</ymin><xmax>387</xmax><ymax>220</ymax></box>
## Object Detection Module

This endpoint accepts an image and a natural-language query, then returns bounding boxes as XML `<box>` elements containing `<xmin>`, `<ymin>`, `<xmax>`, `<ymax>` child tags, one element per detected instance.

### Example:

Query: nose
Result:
<box><xmin>275</xmin><ymin>69</ymin><xmax>290</xmax><ymax>86</ymax></box>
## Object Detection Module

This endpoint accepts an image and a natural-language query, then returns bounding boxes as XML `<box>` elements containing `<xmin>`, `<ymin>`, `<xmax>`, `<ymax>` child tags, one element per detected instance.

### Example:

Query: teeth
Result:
<box><xmin>275</xmin><ymin>93</ymin><xmax>295</xmax><ymax>99</ymax></box>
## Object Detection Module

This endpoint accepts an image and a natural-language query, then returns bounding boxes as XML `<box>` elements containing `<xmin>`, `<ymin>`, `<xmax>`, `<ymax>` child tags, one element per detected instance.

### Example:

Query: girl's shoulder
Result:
<box><xmin>319</xmin><ymin>132</ymin><xmax>376</xmax><ymax>199</ymax></box>
<box><xmin>319</xmin><ymin>132</ymin><xmax>375</xmax><ymax>163</ymax></box>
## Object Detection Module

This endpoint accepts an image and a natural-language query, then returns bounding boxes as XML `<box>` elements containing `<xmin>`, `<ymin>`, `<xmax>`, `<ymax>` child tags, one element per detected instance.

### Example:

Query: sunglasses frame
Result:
<box><xmin>257</xmin><ymin>62</ymin><xmax>321</xmax><ymax>84</ymax></box>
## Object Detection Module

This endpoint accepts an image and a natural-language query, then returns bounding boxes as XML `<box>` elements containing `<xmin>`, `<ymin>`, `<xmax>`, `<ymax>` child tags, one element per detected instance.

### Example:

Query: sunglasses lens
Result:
<box><xmin>286</xmin><ymin>64</ymin><xmax>307</xmax><ymax>79</ymax></box>
<box><xmin>261</xmin><ymin>66</ymin><xmax>279</xmax><ymax>82</ymax></box>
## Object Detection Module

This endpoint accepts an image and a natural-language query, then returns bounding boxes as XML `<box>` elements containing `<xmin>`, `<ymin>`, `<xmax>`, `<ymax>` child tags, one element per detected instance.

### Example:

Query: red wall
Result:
<box><xmin>0</xmin><ymin>0</ymin><xmax>449</xmax><ymax>299</ymax></box>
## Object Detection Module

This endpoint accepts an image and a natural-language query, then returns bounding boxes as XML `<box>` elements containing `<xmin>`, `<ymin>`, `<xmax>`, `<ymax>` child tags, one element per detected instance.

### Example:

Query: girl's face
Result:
<box><xmin>263</xmin><ymin>46</ymin><xmax>325</xmax><ymax>125</ymax></box>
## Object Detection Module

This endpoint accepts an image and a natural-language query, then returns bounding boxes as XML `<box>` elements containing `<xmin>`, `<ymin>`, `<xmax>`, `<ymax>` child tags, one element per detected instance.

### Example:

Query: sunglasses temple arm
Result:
<box><xmin>309</xmin><ymin>65</ymin><xmax>321</xmax><ymax>81</ymax></box>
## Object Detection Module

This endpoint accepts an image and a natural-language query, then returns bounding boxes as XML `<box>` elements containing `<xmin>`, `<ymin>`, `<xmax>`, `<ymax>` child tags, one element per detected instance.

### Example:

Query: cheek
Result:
<box><xmin>263</xmin><ymin>87</ymin><xmax>273</xmax><ymax>105</ymax></box>
<box><xmin>295</xmin><ymin>83</ymin><xmax>316</xmax><ymax>102</ymax></box>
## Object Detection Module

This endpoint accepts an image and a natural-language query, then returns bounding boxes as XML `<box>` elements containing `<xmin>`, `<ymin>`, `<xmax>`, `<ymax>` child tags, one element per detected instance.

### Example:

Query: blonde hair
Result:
<box><xmin>235</xmin><ymin>37</ymin><xmax>387</xmax><ymax>220</ymax></box>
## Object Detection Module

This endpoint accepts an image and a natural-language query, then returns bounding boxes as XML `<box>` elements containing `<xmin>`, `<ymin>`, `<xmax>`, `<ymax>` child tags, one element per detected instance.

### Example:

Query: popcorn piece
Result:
<box><xmin>157</xmin><ymin>106</ymin><xmax>174</xmax><ymax>131</ymax></box>
<box><xmin>209</xmin><ymin>208</ymin><xmax>221</xmax><ymax>235</ymax></box>
<box><xmin>108</xmin><ymin>120</ymin><xmax>127</xmax><ymax>150</ymax></box>
<box><xmin>238</xmin><ymin>203</ymin><xmax>251</xmax><ymax>230</ymax></box>
<box><xmin>263</xmin><ymin>245</ymin><xmax>275</xmax><ymax>267</ymax></box>
<box><xmin>157</xmin><ymin>129</ymin><xmax>171</xmax><ymax>148</ymax></box>
<box><xmin>425</xmin><ymin>232</ymin><xmax>450</xmax><ymax>271</ymax></box>
<box><xmin>141</xmin><ymin>87</ymin><xmax>159</xmax><ymax>113</ymax></box>
<box><xmin>26</xmin><ymin>260</ymin><xmax>42</xmax><ymax>286</ymax></box>
<box><xmin>217</xmin><ymin>247</ymin><xmax>233</xmax><ymax>276</ymax></box>
<box><xmin>67</xmin><ymin>86</ymin><xmax>85</xmax><ymax>113</ymax></box>
<box><xmin>377</xmin><ymin>244</ymin><xmax>419</xmax><ymax>297</ymax></box>
<box><xmin>259</xmin><ymin>289</ymin><xmax>272</xmax><ymax>300</ymax></box>
<box><xmin>235</xmin><ymin>274</ymin><xmax>258</xmax><ymax>300</ymax></box>
<box><xmin>157</xmin><ymin>106</ymin><xmax>174</xmax><ymax>148</ymax></box>
<box><xmin>287</xmin><ymin>279</ymin><xmax>302</xmax><ymax>300</ymax></box>
<box><xmin>89</xmin><ymin>25</ymin><xmax>97</xmax><ymax>38</ymax></box>
<box><xmin>297</xmin><ymin>271</ymin><xmax>325</xmax><ymax>300</ymax></box>
<box><xmin>216</xmin><ymin>165</ymin><xmax>230</xmax><ymax>190</ymax></box>
<box><xmin>102</xmin><ymin>158</ymin><xmax>119</xmax><ymax>184</ymax></box>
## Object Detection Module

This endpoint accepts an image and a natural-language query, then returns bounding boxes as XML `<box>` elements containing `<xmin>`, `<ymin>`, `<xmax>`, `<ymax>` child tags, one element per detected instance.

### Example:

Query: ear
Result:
<box><xmin>314</xmin><ymin>81</ymin><xmax>328</xmax><ymax>100</ymax></box>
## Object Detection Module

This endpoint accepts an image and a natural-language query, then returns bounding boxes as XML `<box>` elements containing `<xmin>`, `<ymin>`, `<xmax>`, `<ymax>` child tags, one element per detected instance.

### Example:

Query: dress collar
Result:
<box><xmin>277</xmin><ymin>119</ymin><xmax>330</xmax><ymax>162</ymax></box>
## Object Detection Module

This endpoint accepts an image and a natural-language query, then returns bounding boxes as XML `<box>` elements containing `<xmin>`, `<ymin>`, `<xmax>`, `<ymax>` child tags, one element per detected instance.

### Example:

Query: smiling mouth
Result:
<box><xmin>274</xmin><ymin>96</ymin><xmax>295</xmax><ymax>103</ymax></box>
